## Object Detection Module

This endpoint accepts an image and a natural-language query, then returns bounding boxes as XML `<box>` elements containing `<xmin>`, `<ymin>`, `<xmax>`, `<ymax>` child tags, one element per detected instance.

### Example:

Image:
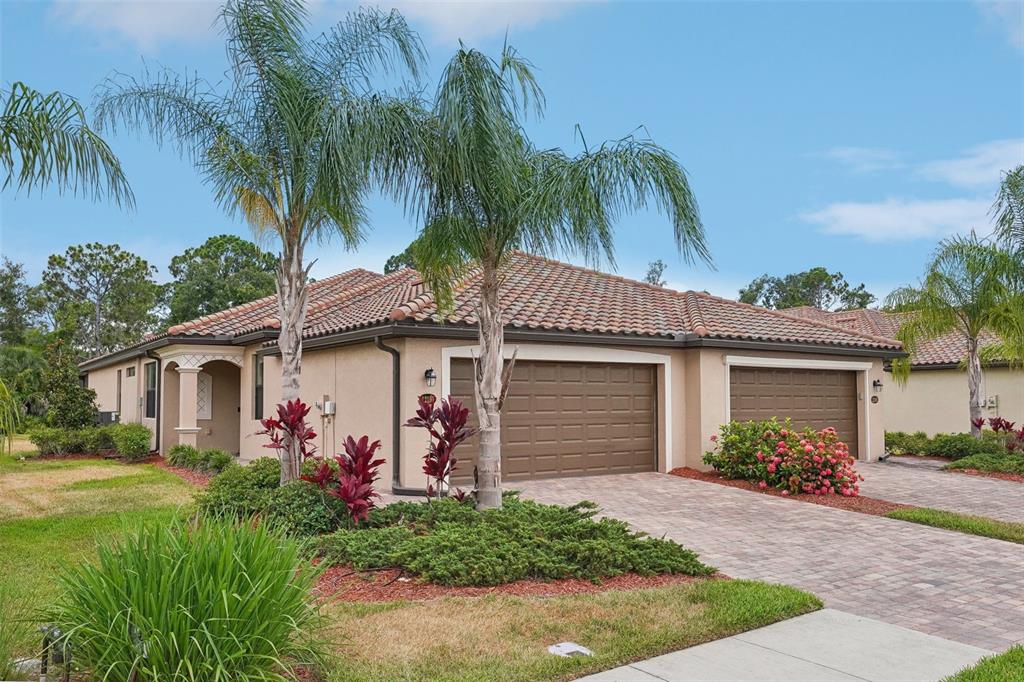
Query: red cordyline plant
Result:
<box><xmin>303</xmin><ymin>435</ymin><xmax>386</xmax><ymax>524</ymax></box>
<box><xmin>404</xmin><ymin>395</ymin><xmax>476</xmax><ymax>501</ymax></box>
<box><xmin>259</xmin><ymin>399</ymin><xmax>317</xmax><ymax>483</ymax></box>
<box><xmin>988</xmin><ymin>417</ymin><xmax>1017</xmax><ymax>433</ymax></box>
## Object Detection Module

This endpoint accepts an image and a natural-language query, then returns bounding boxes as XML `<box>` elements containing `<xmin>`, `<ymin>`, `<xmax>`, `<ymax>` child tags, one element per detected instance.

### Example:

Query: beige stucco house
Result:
<box><xmin>783</xmin><ymin>306</ymin><xmax>1023</xmax><ymax>436</ymax></box>
<box><xmin>80</xmin><ymin>253</ymin><xmax>903</xmax><ymax>494</ymax></box>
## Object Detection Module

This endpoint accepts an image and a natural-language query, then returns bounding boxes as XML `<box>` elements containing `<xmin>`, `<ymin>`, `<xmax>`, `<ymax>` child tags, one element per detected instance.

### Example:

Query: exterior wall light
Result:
<box><xmin>424</xmin><ymin>367</ymin><xmax>437</xmax><ymax>387</ymax></box>
<box><xmin>872</xmin><ymin>379</ymin><xmax>883</xmax><ymax>393</ymax></box>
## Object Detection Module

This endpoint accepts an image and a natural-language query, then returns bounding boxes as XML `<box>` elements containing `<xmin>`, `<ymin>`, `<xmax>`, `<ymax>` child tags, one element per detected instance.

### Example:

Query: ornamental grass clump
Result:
<box><xmin>47</xmin><ymin>517</ymin><xmax>325</xmax><ymax>681</ymax></box>
<box><xmin>705</xmin><ymin>418</ymin><xmax>862</xmax><ymax>496</ymax></box>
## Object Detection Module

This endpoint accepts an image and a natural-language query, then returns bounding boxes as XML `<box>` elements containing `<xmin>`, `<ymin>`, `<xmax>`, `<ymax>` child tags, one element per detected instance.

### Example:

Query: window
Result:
<box><xmin>253</xmin><ymin>355</ymin><xmax>264</xmax><ymax>420</ymax></box>
<box><xmin>116</xmin><ymin>369</ymin><xmax>122</xmax><ymax>413</ymax></box>
<box><xmin>126</xmin><ymin>366</ymin><xmax>136</xmax><ymax>378</ymax></box>
<box><xmin>197</xmin><ymin>371</ymin><xmax>212</xmax><ymax>420</ymax></box>
<box><xmin>144</xmin><ymin>362</ymin><xmax>157</xmax><ymax>419</ymax></box>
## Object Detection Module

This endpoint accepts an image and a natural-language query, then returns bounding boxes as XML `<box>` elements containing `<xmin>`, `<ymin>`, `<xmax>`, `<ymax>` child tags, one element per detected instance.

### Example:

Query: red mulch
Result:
<box><xmin>151</xmin><ymin>457</ymin><xmax>214</xmax><ymax>487</ymax></box>
<box><xmin>315</xmin><ymin>566</ymin><xmax>721</xmax><ymax>603</ymax></box>
<box><xmin>947</xmin><ymin>468</ymin><xmax>1024</xmax><ymax>484</ymax></box>
<box><xmin>669</xmin><ymin>467</ymin><xmax>911</xmax><ymax>516</ymax></box>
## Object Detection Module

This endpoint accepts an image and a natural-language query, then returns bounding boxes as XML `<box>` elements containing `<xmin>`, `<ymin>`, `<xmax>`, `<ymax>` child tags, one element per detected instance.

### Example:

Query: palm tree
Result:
<box><xmin>886</xmin><ymin>234</ymin><xmax>1024</xmax><ymax>436</ymax></box>
<box><xmin>1</xmin><ymin>81</ymin><xmax>132</xmax><ymax>205</ymax></box>
<box><xmin>408</xmin><ymin>46</ymin><xmax>709</xmax><ymax>509</ymax></box>
<box><xmin>993</xmin><ymin>165</ymin><xmax>1024</xmax><ymax>250</ymax></box>
<box><xmin>95</xmin><ymin>0</ymin><xmax>425</xmax><ymax>482</ymax></box>
<box><xmin>0</xmin><ymin>378</ymin><xmax>18</xmax><ymax>455</ymax></box>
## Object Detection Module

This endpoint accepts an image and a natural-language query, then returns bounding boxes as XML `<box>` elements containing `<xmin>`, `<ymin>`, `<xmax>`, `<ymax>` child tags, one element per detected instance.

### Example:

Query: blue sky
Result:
<box><xmin>2</xmin><ymin>0</ymin><xmax>1022</xmax><ymax>302</ymax></box>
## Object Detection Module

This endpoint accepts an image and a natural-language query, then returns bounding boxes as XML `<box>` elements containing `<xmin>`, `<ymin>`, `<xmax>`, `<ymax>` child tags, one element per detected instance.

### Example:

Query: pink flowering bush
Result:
<box><xmin>704</xmin><ymin>418</ymin><xmax>863</xmax><ymax>496</ymax></box>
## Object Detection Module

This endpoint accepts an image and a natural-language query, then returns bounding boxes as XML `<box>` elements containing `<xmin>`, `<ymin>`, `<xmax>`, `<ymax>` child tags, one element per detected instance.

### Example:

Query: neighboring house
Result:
<box><xmin>80</xmin><ymin>252</ymin><xmax>902</xmax><ymax>493</ymax></box>
<box><xmin>783</xmin><ymin>306</ymin><xmax>1023</xmax><ymax>435</ymax></box>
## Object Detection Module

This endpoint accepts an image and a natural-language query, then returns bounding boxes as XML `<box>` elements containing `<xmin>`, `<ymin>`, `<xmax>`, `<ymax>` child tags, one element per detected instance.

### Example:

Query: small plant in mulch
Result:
<box><xmin>704</xmin><ymin>418</ymin><xmax>862</xmax><ymax>496</ymax></box>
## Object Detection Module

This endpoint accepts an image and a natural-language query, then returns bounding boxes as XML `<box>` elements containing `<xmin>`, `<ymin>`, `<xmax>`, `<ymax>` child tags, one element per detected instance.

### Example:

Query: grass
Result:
<box><xmin>945</xmin><ymin>453</ymin><xmax>1024</xmax><ymax>476</ymax></box>
<box><xmin>943</xmin><ymin>646</ymin><xmax>1024</xmax><ymax>681</ymax></box>
<box><xmin>322</xmin><ymin>580</ymin><xmax>822</xmax><ymax>682</ymax></box>
<box><xmin>885</xmin><ymin>507</ymin><xmax>1024</xmax><ymax>545</ymax></box>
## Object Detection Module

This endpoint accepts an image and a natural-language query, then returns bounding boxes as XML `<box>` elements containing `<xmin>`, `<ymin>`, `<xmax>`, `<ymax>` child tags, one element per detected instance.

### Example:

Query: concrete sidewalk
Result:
<box><xmin>578</xmin><ymin>609</ymin><xmax>991</xmax><ymax>682</ymax></box>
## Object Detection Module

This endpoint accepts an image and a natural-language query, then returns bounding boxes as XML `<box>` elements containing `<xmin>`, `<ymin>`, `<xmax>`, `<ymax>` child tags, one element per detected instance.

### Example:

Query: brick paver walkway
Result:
<box><xmin>858</xmin><ymin>461</ymin><xmax>1024</xmax><ymax>523</ymax></box>
<box><xmin>516</xmin><ymin>473</ymin><xmax>1024</xmax><ymax>652</ymax></box>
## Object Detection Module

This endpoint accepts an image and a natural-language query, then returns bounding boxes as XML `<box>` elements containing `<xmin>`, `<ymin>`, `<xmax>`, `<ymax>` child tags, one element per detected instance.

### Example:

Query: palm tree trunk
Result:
<box><xmin>275</xmin><ymin>238</ymin><xmax>310</xmax><ymax>483</ymax></box>
<box><xmin>474</xmin><ymin>252</ymin><xmax>504</xmax><ymax>510</ymax></box>
<box><xmin>967</xmin><ymin>337</ymin><xmax>983</xmax><ymax>437</ymax></box>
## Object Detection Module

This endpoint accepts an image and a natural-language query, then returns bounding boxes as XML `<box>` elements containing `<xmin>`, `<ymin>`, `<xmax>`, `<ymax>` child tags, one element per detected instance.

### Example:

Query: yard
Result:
<box><xmin>0</xmin><ymin>440</ymin><xmax>820</xmax><ymax>680</ymax></box>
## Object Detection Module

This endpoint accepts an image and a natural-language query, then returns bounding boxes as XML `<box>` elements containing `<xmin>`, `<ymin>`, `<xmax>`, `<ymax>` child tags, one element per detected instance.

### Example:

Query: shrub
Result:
<box><xmin>41</xmin><ymin>325</ymin><xmax>98</xmax><ymax>429</ymax></box>
<box><xmin>317</xmin><ymin>494</ymin><xmax>713</xmax><ymax>587</ymax></box>
<box><xmin>946</xmin><ymin>453</ymin><xmax>1024</xmax><ymax>475</ymax></box>
<box><xmin>28</xmin><ymin>425</ymin><xmax>84</xmax><ymax>455</ymax></box>
<box><xmin>204</xmin><ymin>448</ymin><xmax>235</xmax><ymax>473</ymax></box>
<box><xmin>79</xmin><ymin>425</ymin><xmax>115</xmax><ymax>453</ymax></box>
<box><xmin>704</xmin><ymin>418</ymin><xmax>862</xmax><ymax>496</ymax></box>
<box><xmin>404</xmin><ymin>394</ymin><xmax>475</xmax><ymax>500</ymax></box>
<box><xmin>47</xmin><ymin>517</ymin><xmax>324</xmax><ymax>681</ymax></box>
<box><xmin>924</xmin><ymin>432</ymin><xmax>1006</xmax><ymax>459</ymax></box>
<box><xmin>167</xmin><ymin>443</ymin><xmax>199</xmax><ymax>468</ymax></box>
<box><xmin>196</xmin><ymin>457</ymin><xmax>281</xmax><ymax>518</ymax></box>
<box><xmin>259</xmin><ymin>399</ymin><xmax>317</xmax><ymax>481</ymax></box>
<box><xmin>107</xmin><ymin>423</ymin><xmax>151</xmax><ymax>460</ymax></box>
<box><xmin>265</xmin><ymin>481</ymin><xmax>347</xmax><ymax>537</ymax></box>
<box><xmin>302</xmin><ymin>435</ymin><xmax>385</xmax><ymax>524</ymax></box>
<box><xmin>885</xmin><ymin>431</ymin><xmax>930</xmax><ymax>455</ymax></box>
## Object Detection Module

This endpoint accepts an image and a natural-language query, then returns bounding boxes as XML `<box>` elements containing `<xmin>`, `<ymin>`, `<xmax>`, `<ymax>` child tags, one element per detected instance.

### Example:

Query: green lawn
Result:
<box><xmin>885</xmin><ymin>507</ymin><xmax>1024</xmax><ymax>545</ymax></box>
<box><xmin>945</xmin><ymin>453</ymin><xmax>1024</xmax><ymax>476</ymax></box>
<box><xmin>323</xmin><ymin>580</ymin><xmax>822</xmax><ymax>682</ymax></box>
<box><xmin>944</xmin><ymin>646</ymin><xmax>1024</xmax><ymax>681</ymax></box>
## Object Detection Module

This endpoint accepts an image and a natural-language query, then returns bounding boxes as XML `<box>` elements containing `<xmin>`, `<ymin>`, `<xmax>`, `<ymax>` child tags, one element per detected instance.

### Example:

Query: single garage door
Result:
<box><xmin>450</xmin><ymin>359</ymin><xmax>657</xmax><ymax>482</ymax></box>
<box><xmin>729</xmin><ymin>367</ymin><xmax>859</xmax><ymax>457</ymax></box>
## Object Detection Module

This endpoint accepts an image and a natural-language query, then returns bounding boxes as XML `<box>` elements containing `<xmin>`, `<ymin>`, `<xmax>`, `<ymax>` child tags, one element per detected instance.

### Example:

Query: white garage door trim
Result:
<box><xmin>724</xmin><ymin>355</ymin><xmax>873</xmax><ymax>460</ymax></box>
<box><xmin>441</xmin><ymin>343</ymin><xmax>673</xmax><ymax>470</ymax></box>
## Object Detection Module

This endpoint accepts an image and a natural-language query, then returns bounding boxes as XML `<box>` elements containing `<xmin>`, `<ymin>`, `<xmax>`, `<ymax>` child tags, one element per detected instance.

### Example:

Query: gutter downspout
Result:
<box><xmin>146</xmin><ymin>351</ymin><xmax>161</xmax><ymax>454</ymax></box>
<box><xmin>374</xmin><ymin>335</ymin><xmax>426</xmax><ymax>497</ymax></box>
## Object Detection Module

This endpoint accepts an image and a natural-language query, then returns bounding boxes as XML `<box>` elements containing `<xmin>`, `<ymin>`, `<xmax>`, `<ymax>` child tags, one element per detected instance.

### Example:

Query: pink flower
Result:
<box><xmin>710</xmin><ymin>434</ymin><xmax>718</xmax><ymax>442</ymax></box>
<box><xmin>758</xmin><ymin>481</ymin><xmax>768</xmax><ymax>489</ymax></box>
<box><xmin>780</xmin><ymin>429</ymin><xmax>789</xmax><ymax>437</ymax></box>
<box><xmin>767</xmin><ymin>464</ymin><xmax>777</xmax><ymax>473</ymax></box>
<box><xmin>781</xmin><ymin>490</ymin><xmax>790</xmax><ymax>496</ymax></box>
<box><xmin>756</xmin><ymin>452</ymin><xmax>765</xmax><ymax>461</ymax></box>
<box><xmin>804</xmin><ymin>444</ymin><xmax>814</xmax><ymax>453</ymax></box>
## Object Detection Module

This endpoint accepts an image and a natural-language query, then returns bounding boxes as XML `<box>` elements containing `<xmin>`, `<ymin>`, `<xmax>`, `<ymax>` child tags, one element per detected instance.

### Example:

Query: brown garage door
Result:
<box><xmin>729</xmin><ymin>367</ymin><xmax>859</xmax><ymax>457</ymax></box>
<box><xmin>450</xmin><ymin>359</ymin><xmax>657</xmax><ymax>482</ymax></box>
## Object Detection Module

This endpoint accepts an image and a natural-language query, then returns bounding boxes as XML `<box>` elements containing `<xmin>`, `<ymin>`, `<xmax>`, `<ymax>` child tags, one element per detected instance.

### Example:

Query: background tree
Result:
<box><xmin>886</xmin><ymin>234</ymin><xmax>1024</xmax><ymax>436</ymax></box>
<box><xmin>384</xmin><ymin>242</ymin><xmax>418</xmax><ymax>274</ymax></box>
<box><xmin>40</xmin><ymin>243</ymin><xmax>160</xmax><ymax>357</ymax></box>
<box><xmin>0</xmin><ymin>378</ymin><xmax>18</xmax><ymax>454</ymax></box>
<box><xmin>992</xmin><ymin>165</ymin><xmax>1023</xmax><ymax>250</ymax></box>
<box><xmin>41</xmin><ymin>319</ymin><xmax>98</xmax><ymax>429</ymax></box>
<box><xmin>409</xmin><ymin>45</ymin><xmax>708</xmax><ymax>509</ymax></box>
<box><xmin>739</xmin><ymin>267</ymin><xmax>875</xmax><ymax>310</ymax></box>
<box><xmin>164</xmin><ymin>235</ymin><xmax>277</xmax><ymax>324</ymax></box>
<box><xmin>644</xmin><ymin>259</ymin><xmax>668</xmax><ymax>287</ymax></box>
<box><xmin>1</xmin><ymin>81</ymin><xmax>131</xmax><ymax>205</ymax></box>
<box><xmin>0</xmin><ymin>257</ymin><xmax>43</xmax><ymax>346</ymax></box>
<box><xmin>96</xmin><ymin>0</ymin><xmax>425</xmax><ymax>483</ymax></box>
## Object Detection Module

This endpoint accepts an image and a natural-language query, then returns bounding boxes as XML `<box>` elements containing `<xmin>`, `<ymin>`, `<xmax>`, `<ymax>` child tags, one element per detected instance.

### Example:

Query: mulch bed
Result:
<box><xmin>151</xmin><ymin>457</ymin><xmax>214</xmax><ymax>487</ymax></box>
<box><xmin>315</xmin><ymin>566</ymin><xmax>723</xmax><ymax>603</ymax></box>
<box><xmin>947</xmin><ymin>468</ymin><xmax>1024</xmax><ymax>484</ymax></box>
<box><xmin>669</xmin><ymin>467</ymin><xmax>911</xmax><ymax>516</ymax></box>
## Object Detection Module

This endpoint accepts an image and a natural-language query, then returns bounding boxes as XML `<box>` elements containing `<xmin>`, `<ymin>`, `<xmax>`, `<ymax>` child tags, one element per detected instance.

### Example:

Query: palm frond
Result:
<box><xmin>992</xmin><ymin>165</ymin><xmax>1024</xmax><ymax>250</ymax></box>
<box><xmin>1</xmin><ymin>81</ymin><xmax>133</xmax><ymax>206</ymax></box>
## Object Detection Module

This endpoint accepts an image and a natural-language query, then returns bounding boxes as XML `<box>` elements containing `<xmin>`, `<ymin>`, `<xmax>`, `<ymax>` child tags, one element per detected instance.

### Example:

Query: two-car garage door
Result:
<box><xmin>450</xmin><ymin>359</ymin><xmax>657</xmax><ymax>483</ymax></box>
<box><xmin>729</xmin><ymin>367</ymin><xmax>860</xmax><ymax>458</ymax></box>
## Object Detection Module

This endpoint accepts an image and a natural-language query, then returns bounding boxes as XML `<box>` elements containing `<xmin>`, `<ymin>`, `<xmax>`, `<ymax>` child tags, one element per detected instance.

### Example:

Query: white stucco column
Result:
<box><xmin>175</xmin><ymin>366</ymin><xmax>202</xmax><ymax>447</ymax></box>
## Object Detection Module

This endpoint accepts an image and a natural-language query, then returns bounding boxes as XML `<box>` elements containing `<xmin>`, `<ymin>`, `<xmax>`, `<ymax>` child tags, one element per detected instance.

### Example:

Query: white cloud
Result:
<box><xmin>380</xmin><ymin>1</ymin><xmax>589</xmax><ymax>44</ymax></box>
<box><xmin>821</xmin><ymin>146</ymin><xmax>902</xmax><ymax>173</ymax></box>
<box><xmin>975</xmin><ymin>0</ymin><xmax>1024</xmax><ymax>51</ymax></box>
<box><xmin>51</xmin><ymin>0</ymin><xmax>221</xmax><ymax>51</ymax></box>
<box><xmin>801</xmin><ymin>197</ymin><xmax>991</xmax><ymax>242</ymax></box>
<box><xmin>918</xmin><ymin>138</ymin><xmax>1024</xmax><ymax>188</ymax></box>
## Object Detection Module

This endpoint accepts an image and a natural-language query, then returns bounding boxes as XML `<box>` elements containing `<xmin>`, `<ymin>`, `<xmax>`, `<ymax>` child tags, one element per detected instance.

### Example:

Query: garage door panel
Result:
<box><xmin>451</xmin><ymin>358</ymin><xmax>657</xmax><ymax>482</ymax></box>
<box><xmin>730</xmin><ymin>367</ymin><xmax>858</xmax><ymax>457</ymax></box>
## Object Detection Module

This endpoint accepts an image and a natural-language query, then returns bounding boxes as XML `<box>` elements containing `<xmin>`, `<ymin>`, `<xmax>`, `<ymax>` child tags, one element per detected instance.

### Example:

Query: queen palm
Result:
<box><xmin>409</xmin><ymin>46</ymin><xmax>710</xmax><ymax>509</ymax></box>
<box><xmin>993</xmin><ymin>165</ymin><xmax>1024</xmax><ymax>250</ymax></box>
<box><xmin>1</xmin><ymin>81</ymin><xmax>131</xmax><ymax>205</ymax></box>
<box><xmin>886</xmin><ymin>234</ymin><xmax>1024</xmax><ymax>436</ymax></box>
<box><xmin>96</xmin><ymin>0</ymin><xmax>425</xmax><ymax>482</ymax></box>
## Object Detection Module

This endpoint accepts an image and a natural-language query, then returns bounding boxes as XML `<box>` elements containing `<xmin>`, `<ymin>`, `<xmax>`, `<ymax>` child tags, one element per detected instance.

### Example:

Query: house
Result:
<box><xmin>782</xmin><ymin>306</ymin><xmax>1023</xmax><ymax>435</ymax></box>
<box><xmin>80</xmin><ymin>252</ymin><xmax>903</xmax><ymax>493</ymax></box>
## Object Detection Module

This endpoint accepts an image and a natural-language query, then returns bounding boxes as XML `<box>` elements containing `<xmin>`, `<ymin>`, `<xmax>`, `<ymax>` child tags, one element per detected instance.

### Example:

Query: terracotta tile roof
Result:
<box><xmin>165</xmin><ymin>268</ymin><xmax>383</xmax><ymax>337</ymax></box>
<box><xmin>390</xmin><ymin>252</ymin><xmax>902</xmax><ymax>351</ymax></box>
<box><xmin>780</xmin><ymin>306</ymin><xmax>1004</xmax><ymax>365</ymax></box>
<box><xmin>85</xmin><ymin>253</ymin><xmax>905</xmax><ymax>367</ymax></box>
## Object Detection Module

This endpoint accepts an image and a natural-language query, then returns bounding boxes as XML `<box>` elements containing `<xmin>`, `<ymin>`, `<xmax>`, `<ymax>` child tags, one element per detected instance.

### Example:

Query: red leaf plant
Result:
<box><xmin>259</xmin><ymin>399</ymin><xmax>318</xmax><ymax>467</ymax></box>
<box><xmin>405</xmin><ymin>395</ymin><xmax>476</xmax><ymax>501</ymax></box>
<box><xmin>988</xmin><ymin>417</ymin><xmax>1017</xmax><ymax>433</ymax></box>
<box><xmin>971</xmin><ymin>417</ymin><xmax>986</xmax><ymax>431</ymax></box>
<box><xmin>302</xmin><ymin>436</ymin><xmax>386</xmax><ymax>524</ymax></box>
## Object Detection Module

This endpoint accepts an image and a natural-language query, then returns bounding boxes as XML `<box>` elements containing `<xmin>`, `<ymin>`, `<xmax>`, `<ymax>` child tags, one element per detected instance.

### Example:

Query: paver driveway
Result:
<box><xmin>516</xmin><ymin>473</ymin><xmax>1024</xmax><ymax>652</ymax></box>
<box><xmin>858</xmin><ymin>460</ymin><xmax>1024</xmax><ymax>523</ymax></box>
